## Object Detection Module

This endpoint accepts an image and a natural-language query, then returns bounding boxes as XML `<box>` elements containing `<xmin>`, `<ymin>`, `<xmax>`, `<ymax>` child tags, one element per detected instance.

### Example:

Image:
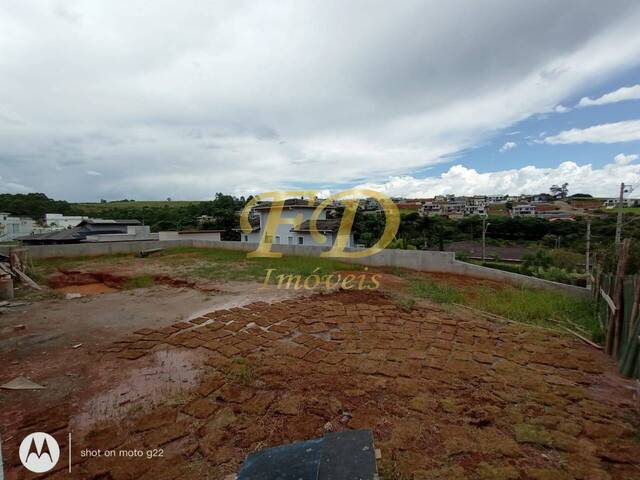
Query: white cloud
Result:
<box><xmin>86</xmin><ymin>170</ymin><xmax>102</xmax><ymax>176</ymax></box>
<box><xmin>614</xmin><ymin>153</ymin><xmax>638</xmax><ymax>165</ymax></box>
<box><xmin>543</xmin><ymin>120</ymin><xmax>640</xmax><ymax>144</ymax></box>
<box><xmin>554</xmin><ymin>104</ymin><xmax>570</xmax><ymax>113</ymax></box>
<box><xmin>0</xmin><ymin>176</ymin><xmax>32</xmax><ymax>193</ymax></box>
<box><xmin>577</xmin><ymin>84</ymin><xmax>640</xmax><ymax>107</ymax></box>
<box><xmin>499</xmin><ymin>141</ymin><xmax>517</xmax><ymax>152</ymax></box>
<box><xmin>357</xmin><ymin>159</ymin><xmax>640</xmax><ymax>198</ymax></box>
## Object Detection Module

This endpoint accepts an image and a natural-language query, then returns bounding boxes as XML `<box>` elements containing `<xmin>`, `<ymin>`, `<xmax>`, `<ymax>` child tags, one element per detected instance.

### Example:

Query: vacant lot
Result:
<box><xmin>0</xmin><ymin>248</ymin><xmax>638</xmax><ymax>479</ymax></box>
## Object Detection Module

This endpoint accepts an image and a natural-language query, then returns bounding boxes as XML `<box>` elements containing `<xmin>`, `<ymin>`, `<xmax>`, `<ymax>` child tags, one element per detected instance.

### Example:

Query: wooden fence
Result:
<box><xmin>591</xmin><ymin>238</ymin><xmax>640</xmax><ymax>379</ymax></box>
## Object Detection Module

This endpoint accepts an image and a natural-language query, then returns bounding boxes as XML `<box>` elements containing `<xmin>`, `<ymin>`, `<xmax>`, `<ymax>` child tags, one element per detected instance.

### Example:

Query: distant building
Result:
<box><xmin>0</xmin><ymin>213</ymin><xmax>37</xmax><ymax>241</ymax></box>
<box><xmin>486</xmin><ymin>195</ymin><xmax>508</xmax><ymax>204</ymax></box>
<box><xmin>85</xmin><ymin>225</ymin><xmax>157</xmax><ymax>242</ymax></box>
<box><xmin>45</xmin><ymin>213</ymin><xmax>89</xmax><ymax>230</ymax></box>
<box><xmin>511</xmin><ymin>205</ymin><xmax>536</xmax><ymax>217</ymax></box>
<box><xmin>358</xmin><ymin>198</ymin><xmax>379</xmax><ymax>210</ymax></box>
<box><xmin>238</xmin><ymin>199</ymin><xmax>353</xmax><ymax>248</ymax></box>
<box><xmin>464</xmin><ymin>203</ymin><xmax>487</xmax><ymax>216</ymax></box>
<box><xmin>18</xmin><ymin>219</ymin><xmax>144</xmax><ymax>245</ymax></box>
<box><xmin>528</xmin><ymin>193</ymin><xmax>553</xmax><ymax>203</ymax></box>
<box><xmin>418</xmin><ymin>196</ymin><xmax>486</xmax><ymax>218</ymax></box>
<box><xmin>418</xmin><ymin>201</ymin><xmax>442</xmax><ymax>217</ymax></box>
<box><xmin>442</xmin><ymin>197</ymin><xmax>466</xmax><ymax>218</ymax></box>
<box><xmin>603</xmin><ymin>198</ymin><xmax>640</xmax><ymax>209</ymax></box>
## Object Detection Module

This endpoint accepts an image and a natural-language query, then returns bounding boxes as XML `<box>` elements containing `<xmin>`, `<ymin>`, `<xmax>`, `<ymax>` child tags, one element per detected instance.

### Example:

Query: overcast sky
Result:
<box><xmin>1</xmin><ymin>0</ymin><xmax>640</xmax><ymax>201</ymax></box>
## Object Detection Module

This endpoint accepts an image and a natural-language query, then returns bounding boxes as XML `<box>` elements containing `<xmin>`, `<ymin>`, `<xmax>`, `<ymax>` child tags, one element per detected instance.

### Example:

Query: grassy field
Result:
<box><xmin>402</xmin><ymin>275</ymin><xmax>601</xmax><ymax>341</ymax></box>
<box><xmin>32</xmin><ymin>247</ymin><xmax>364</xmax><ymax>284</ymax></box>
<box><xmin>175</xmin><ymin>247</ymin><xmax>365</xmax><ymax>282</ymax></box>
<box><xmin>32</xmin><ymin>246</ymin><xmax>600</xmax><ymax>341</ymax></box>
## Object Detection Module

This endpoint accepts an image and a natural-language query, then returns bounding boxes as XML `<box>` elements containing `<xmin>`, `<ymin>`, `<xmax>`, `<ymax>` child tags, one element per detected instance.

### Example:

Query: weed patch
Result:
<box><xmin>225</xmin><ymin>357</ymin><xmax>255</xmax><ymax>386</ymax></box>
<box><xmin>123</xmin><ymin>275</ymin><xmax>155</xmax><ymax>289</ymax></box>
<box><xmin>409</xmin><ymin>279</ymin><xmax>465</xmax><ymax>304</ymax></box>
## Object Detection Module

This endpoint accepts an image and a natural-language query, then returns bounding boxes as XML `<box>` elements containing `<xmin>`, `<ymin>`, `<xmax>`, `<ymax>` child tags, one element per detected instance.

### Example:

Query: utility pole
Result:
<box><xmin>615</xmin><ymin>182</ymin><xmax>625</xmax><ymax>244</ymax></box>
<box><xmin>585</xmin><ymin>219</ymin><xmax>591</xmax><ymax>282</ymax></box>
<box><xmin>481</xmin><ymin>215</ymin><xmax>490</xmax><ymax>263</ymax></box>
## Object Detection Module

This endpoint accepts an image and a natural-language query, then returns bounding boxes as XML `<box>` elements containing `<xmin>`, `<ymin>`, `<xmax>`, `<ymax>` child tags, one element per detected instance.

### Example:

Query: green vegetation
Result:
<box><xmin>409</xmin><ymin>279</ymin><xmax>464</xmax><ymax>304</ymax></box>
<box><xmin>32</xmin><ymin>253</ymin><xmax>132</xmax><ymax>276</ymax></box>
<box><xmin>0</xmin><ymin>193</ymin><xmax>75</xmax><ymax>219</ymax></box>
<box><xmin>187</xmin><ymin>247</ymin><xmax>363</xmax><ymax>283</ymax></box>
<box><xmin>401</xmin><ymin>274</ymin><xmax>601</xmax><ymax>341</ymax></box>
<box><xmin>4</xmin><ymin>192</ymin><xmax>640</xmax><ymax>276</ymax></box>
<box><xmin>0</xmin><ymin>192</ymin><xmax>247</xmax><ymax>240</ymax></box>
<box><xmin>122</xmin><ymin>275</ymin><xmax>155</xmax><ymax>289</ymax></box>
<box><xmin>75</xmin><ymin>200</ymin><xmax>199</xmax><ymax>210</ymax></box>
<box><xmin>472</xmin><ymin>285</ymin><xmax>601</xmax><ymax>340</ymax></box>
<box><xmin>31</xmin><ymin>247</ymin><xmax>363</xmax><ymax>285</ymax></box>
<box><xmin>225</xmin><ymin>357</ymin><xmax>255</xmax><ymax>386</ymax></box>
<box><xmin>30</xmin><ymin>245</ymin><xmax>602</xmax><ymax>341</ymax></box>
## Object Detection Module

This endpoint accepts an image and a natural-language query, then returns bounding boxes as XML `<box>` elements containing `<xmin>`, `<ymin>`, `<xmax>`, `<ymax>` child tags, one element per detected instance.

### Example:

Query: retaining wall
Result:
<box><xmin>1</xmin><ymin>239</ymin><xmax>589</xmax><ymax>297</ymax></box>
<box><xmin>0</xmin><ymin>240</ymin><xmax>191</xmax><ymax>259</ymax></box>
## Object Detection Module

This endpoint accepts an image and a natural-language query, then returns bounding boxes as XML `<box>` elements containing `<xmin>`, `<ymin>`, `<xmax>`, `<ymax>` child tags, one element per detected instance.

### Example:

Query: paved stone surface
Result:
<box><xmin>4</xmin><ymin>290</ymin><xmax>640</xmax><ymax>479</ymax></box>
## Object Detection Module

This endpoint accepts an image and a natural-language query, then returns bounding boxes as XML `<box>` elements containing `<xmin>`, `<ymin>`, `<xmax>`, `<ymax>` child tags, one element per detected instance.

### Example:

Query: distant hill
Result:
<box><xmin>0</xmin><ymin>193</ymin><xmax>245</xmax><ymax>239</ymax></box>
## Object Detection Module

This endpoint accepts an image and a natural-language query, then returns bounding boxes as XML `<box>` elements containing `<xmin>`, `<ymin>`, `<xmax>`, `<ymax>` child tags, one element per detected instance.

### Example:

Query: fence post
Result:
<box><xmin>607</xmin><ymin>239</ymin><xmax>630</xmax><ymax>357</ymax></box>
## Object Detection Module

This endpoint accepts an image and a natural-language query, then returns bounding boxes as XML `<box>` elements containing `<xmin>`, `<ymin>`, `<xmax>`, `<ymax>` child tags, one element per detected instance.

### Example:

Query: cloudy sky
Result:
<box><xmin>1</xmin><ymin>0</ymin><xmax>640</xmax><ymax>201</ymax></box>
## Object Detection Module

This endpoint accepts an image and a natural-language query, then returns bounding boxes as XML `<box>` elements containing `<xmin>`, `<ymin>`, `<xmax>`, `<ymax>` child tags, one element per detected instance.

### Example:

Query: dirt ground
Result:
<box><xmin>1</xmin><ymin>266</ymin><xmax>639</xmax><ymax>479</ymax></box>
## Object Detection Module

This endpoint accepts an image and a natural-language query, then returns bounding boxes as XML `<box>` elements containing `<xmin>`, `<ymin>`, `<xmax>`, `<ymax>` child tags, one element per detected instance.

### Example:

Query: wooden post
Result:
<box><xmin>608</xmin><ymin>239</ymin><xmax>630</xmax><ymax>357</ymax></box>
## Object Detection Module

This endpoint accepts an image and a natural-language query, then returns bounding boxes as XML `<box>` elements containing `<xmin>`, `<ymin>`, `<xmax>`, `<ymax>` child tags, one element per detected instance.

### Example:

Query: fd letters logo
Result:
<box><xmin>19</xmin><ymin>432</ymin><xmax>60</xmax><ymax>473</ymax></box>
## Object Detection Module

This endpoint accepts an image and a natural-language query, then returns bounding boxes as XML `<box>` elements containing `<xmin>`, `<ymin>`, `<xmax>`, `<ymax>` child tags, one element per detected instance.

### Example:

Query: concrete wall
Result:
<box><xmin>191</xmin><ymin>240</ymin><xmax>588</xmax><ymax>296</ymax></box>
<box><xmin>2</xmin><ymin>238</ymin><xmax>589</xmax><ymax>297</ymax></box>
<box><xmin>87</xmin><ymin>226</ymin><xmax>158</xmax><ymax>242</ymax></box>
<box><xmin>159</xmin><ymin>231</ymin><xmax>221</xmax><ymax>241</ymax></box>
<box><xmin>0</xmin><ymin>240</ymin><xmax>191</xmax><ymax>259</ymax></box>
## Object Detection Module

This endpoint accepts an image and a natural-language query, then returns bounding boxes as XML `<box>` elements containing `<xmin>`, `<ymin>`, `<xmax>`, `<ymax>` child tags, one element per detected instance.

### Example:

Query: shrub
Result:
<box><xmin>123</xmin><ymin>275</ymin><xmax>155</xmax><ymax>289</ymax></box>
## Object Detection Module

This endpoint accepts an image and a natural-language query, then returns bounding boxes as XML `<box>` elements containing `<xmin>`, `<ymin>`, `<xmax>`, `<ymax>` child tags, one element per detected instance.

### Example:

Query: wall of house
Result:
<box><xmin>45</xmin><ymin>214</ymin><xmax>88</xmax><ymax>229</ymax></box>
<box><xmin>241</xmin><ymin>208</ymin><xmax>330</xmax><ymax>247</ymax></box>
<box><xmin>2</xmin><ymin>239</ymin><xmax>588</xmax><ymax>297</ymax></box>
<box><xmin>0</xmin><ymin>214</ymin><xmax>37</xmax><ymax>240</ymax></box>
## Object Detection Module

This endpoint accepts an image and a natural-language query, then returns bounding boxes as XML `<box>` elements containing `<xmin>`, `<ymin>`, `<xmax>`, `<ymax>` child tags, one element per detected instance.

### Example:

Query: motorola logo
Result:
<box><xmin>19</xmin><ymin>432</ymin><xmax>60</xmax><ymax>473</ymax></box>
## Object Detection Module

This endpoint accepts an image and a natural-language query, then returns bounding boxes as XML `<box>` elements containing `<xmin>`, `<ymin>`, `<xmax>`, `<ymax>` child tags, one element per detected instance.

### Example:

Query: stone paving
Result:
<box><xmin>5</xmin><ymin>290</ymin><xmax>640</xmax><ymax>479</ymax></box>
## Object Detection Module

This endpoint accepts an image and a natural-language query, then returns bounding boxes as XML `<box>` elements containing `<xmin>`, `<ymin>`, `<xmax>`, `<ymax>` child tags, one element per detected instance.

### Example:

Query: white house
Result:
<box><xmin>45</xmin><ymin>213</ymin><xmax>89</xmax><ymax>229</ymax></box>
<box><xmin>239</xmin><ymin>199</ymin><xmax>354</xmax><ymax>248</ymax></box>
<box><xmin>0</xmin><ymin>213</ymin><xmax>37</xmax><ymax>241</ymax></box>
<box><xmin>604</xmin><ymin>198</ymin><xmax>640</xmax><ymax>209</ymax></box>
